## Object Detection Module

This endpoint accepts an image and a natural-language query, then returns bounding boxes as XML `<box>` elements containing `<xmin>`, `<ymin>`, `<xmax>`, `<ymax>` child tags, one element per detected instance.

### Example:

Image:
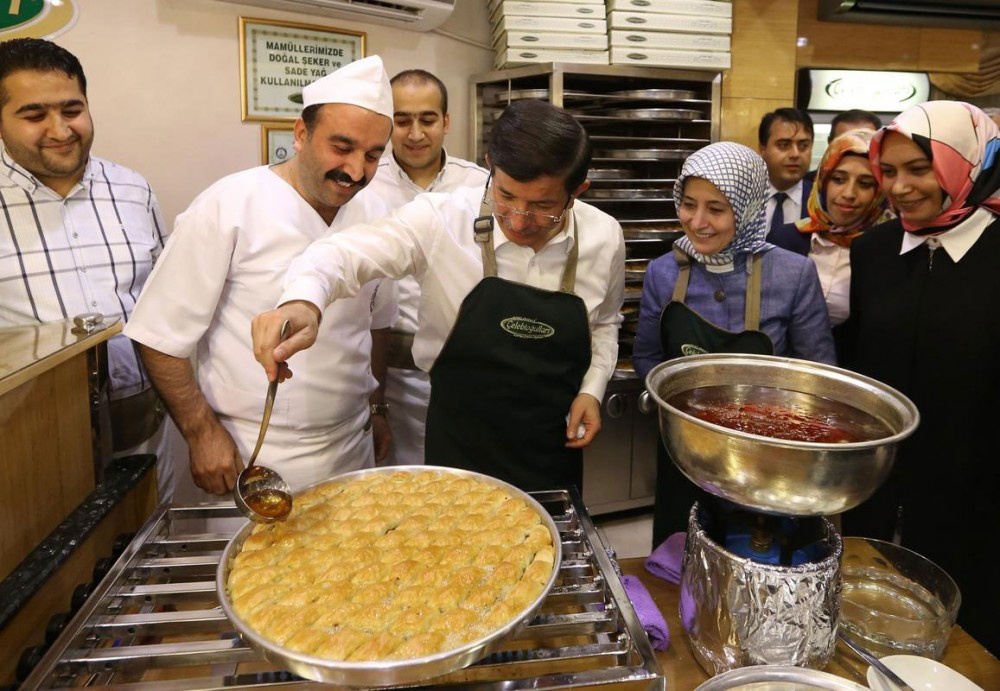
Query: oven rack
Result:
<box><xmin>22</xmin><ymin>489</ymin><xmax>664</xmax><ymax>690</ymax></box>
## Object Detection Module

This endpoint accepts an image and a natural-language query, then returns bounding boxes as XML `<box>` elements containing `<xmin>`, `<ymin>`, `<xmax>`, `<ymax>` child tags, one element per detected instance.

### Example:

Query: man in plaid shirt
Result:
<box><xmin>0</xmin><ymin>38</ymin><xmax>174</xmax><ymax>500</ymax></box>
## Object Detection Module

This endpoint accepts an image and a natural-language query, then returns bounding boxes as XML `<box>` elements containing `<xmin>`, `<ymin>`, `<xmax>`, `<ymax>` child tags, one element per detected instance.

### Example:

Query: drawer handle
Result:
<box><xmin>605</xmin><ymin>393</ymin><xmax>628</xmax><ymax>418</ymax></box>
<box><xmin>638</xmin><ymin>390</ymin><xmax>655</xmax><ymax>415</ymax></box>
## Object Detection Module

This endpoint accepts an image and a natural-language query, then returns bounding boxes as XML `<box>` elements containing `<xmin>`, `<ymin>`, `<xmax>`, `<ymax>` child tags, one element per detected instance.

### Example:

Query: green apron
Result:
<box><xmin>652</xmin><ymin>247</ymin><xmax>774</xmax><ymax>546</ymax></box>
<box><xmin>425</xmin><ymin>203</ymin><xmax>591</xmax><ymax>491</ymax></box>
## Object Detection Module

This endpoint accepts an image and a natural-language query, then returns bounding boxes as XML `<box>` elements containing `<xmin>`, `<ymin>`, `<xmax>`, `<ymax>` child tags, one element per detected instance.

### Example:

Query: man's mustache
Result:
<box><xmin>326</xmin><ymin>168</ymin><xmax>369</xmax><ymax>188</ymax></box>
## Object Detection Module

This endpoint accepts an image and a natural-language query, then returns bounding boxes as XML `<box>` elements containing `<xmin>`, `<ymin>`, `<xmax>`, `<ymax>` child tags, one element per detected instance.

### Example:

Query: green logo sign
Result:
<box><xmin>0</xmin><ymin>0</ymin><xmax>78</xmax><ymax>39</ymax></box>
<box><xmin>0</xmin><ymin>0</ymin><xmax>44</xmax><ymax>31</ymax></box>
<box><xmin>681</xmin><ymin>344</ymin><xmax>708</xmax><ymax>356</ymax></box>
<box><xmin>500</xmin><ymin>316</ymin><xmax>555</xmax><ymax>340</ymax></box>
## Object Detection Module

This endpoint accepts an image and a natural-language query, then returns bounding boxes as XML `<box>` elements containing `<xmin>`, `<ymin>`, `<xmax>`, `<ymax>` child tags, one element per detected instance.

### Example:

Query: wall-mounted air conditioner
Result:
<box><xmin>818</xmin><ymin>0</ymin><xmax>1000</xmax><ymax>30</ymax></box>
<box><xmin>215</xmin><ymin>0</ymin><xmax>455</xmax><ymax>33</ymax></box>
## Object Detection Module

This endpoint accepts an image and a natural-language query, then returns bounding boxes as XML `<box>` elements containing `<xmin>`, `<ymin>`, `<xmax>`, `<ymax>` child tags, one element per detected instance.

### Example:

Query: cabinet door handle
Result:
<box><xmin>637</xmin><ymin>390</ymin><xmax>655</xmax><ymax>415</ymax></box>
<box><xmin>605</xmin><ymin>393</ymin><xmax>628</xmax><ymax>419</ymax></box>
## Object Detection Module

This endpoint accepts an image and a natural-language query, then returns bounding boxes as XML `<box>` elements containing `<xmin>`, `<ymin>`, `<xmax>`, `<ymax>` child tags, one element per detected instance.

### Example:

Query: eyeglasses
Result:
<box><xmin>482</xmin><ymin>170</ymin><xmax>570</xmax><ymax>227</ymax></box>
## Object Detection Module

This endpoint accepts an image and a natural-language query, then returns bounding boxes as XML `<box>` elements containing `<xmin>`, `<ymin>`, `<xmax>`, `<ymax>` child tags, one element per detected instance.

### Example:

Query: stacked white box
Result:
<box><xmin>491</xmin><ymin>0</ymin><xmax>609</xmax><ymax>69</ymax></box>
<box><xmin>605</xmin><ymin>0</ymin><xmax>732</xmax><ymax>70</ymax></box>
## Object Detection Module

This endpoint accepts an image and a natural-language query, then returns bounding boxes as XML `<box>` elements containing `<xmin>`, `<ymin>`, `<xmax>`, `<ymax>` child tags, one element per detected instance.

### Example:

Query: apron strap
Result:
<box><xmin>745</xmin><ymin>253</ymin><xmax>763</xmax><ymax>331</ymax></box>
<box><xmin>474</xmin><ymin>201</ymin><xmax>580</xmax><ymax>292</ymax></box>
<box><xmin>474</xmin><ymin>201</ymin><xmax>499</xmax><ymax>278</ymax></box>
<box><xmin>671</xmin><ymin>246</ymin><xmax>764</xmax><ymax>331</ymax></box>
<box><xmin>671</xmin><ymin>245</ymin><xmax>692</xmax><ymax>302</ymax></box>
<box><xmin>559</xmin><ymin>222</ymin><xmax>580</xmax><ymax>293</ymax></box>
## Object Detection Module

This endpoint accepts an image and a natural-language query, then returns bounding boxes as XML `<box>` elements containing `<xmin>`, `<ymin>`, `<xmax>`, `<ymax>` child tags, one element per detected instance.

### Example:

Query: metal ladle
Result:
<box><xmin>234</xmin><ymin>320</ymin><xmax>293</xmax><ymax>523</ymax></box>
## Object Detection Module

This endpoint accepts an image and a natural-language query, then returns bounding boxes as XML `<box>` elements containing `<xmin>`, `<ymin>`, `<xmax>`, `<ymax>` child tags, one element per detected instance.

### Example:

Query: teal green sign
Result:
<box><xmin>0</xmin><ymin>0</ymin><xmax>45</xmax><ymax>31</ymax></box>
<box><xmin>0</xmin><ymin>0</ymin><xmax>77</xmax><ymax>39</ymax></box>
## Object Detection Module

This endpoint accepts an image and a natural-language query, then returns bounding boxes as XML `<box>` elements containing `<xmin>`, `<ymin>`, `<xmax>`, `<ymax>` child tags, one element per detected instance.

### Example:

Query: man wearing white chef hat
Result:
<box><xmin>125</xmin><ymin>56</ymin><xmax>397</xmax><ymax>500</ymax></box>
<box><xmin>252</xmin><ymin>99</ymin><xmax>626</xmax><ymax>492</ymax></box>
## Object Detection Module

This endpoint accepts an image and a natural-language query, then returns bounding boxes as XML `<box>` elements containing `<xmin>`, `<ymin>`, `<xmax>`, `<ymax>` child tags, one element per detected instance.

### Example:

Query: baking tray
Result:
<box><xmin>590</xmin><ymin>135</ymin><xmax>709</xmax><ymax>145</ymax></box>
<box><xmin>595</xmin><ymin>148</ymin><xmax>691</xmax><ymax>161</ymax></box>
<box><xmin>625</xmin><ymin>258</ymin><xmax>651</xmax><ymax>279</ymax></box>
<box><xmin>216</xmin><ymin>466</ymin><xmax>563</xmax><ymax>687</ymax></box>
<box><xmin>489</xmin><ymin>89</ymin><xmax>594</xmax><ymax>106</ymax></box>
<box><xmin>584</xmin><ymin>188</ymin><xmax>666</xmax><ymax>200</ymax></box>
<box><xmin>606</xmin><ymin>108</ymin><xmax>703</xmax><ymax>120</ymax></box>
<box><xmin>625</xmin><ymin>228</ymin><xmax>683</xmax><ymax>240</ymax></box>
<box><xmin>587</xmin><ymin>167</ymin><xmax>632</xmax><ymax>180</ymax></box>
<box><xmin>607</xmin><ymin>88</ymin><xmax>697</xmax><ymax>101</ymax></box>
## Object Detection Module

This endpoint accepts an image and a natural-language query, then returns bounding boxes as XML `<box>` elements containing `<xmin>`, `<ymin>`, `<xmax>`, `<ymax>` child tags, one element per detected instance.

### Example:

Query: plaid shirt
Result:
<box><xmin>0</xmin><ymin>145</ymin><xmax>166</xmax><ymax>398</ymax></box>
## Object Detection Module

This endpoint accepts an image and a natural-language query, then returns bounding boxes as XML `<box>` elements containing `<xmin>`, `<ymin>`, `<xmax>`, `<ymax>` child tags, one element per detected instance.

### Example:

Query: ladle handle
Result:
<box><xmin>246</xmin><ymin>320</ymin><xmax>290</xmax><ymax>469</ymax></box>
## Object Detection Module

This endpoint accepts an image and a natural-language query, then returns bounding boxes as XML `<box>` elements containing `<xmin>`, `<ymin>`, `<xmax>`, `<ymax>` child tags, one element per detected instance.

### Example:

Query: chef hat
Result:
<box><xmin>301</xmin><ymin>55</ymin><xmax>393</xmax><ymax>119</ymax></box>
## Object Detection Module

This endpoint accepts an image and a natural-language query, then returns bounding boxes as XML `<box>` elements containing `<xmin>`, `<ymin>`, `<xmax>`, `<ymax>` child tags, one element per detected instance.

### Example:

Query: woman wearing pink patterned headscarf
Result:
<box><xmin>842</xmin><ymin>101</ymin><xmax>1000</xmax><ymax>656</ymax></box>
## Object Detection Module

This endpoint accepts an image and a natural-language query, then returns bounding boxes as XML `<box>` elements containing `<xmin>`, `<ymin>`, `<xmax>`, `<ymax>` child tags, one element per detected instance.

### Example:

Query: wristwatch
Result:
<box><xmin>370</xmin><ymin>402</ymin><xmax>390</xmax><ymax>417</ymax></box>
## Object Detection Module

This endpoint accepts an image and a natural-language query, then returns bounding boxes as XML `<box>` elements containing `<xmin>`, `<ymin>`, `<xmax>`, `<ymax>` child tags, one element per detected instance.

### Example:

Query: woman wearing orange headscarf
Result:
<box><xmin>771</xmin><ymin>129</ymin><xmax>893</xmax><ymax>360</ymax></box>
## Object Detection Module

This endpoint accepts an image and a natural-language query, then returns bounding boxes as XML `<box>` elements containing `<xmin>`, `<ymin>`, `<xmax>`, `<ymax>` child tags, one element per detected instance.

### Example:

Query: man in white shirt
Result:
<box><xmin>124</xmin><ymin>57</ymin><xmax>396</xmax><ymax>499</ymax></box>
<box><xmin>0</xmin><ymin>38</ymin><xmax>174</xmax><ymax>500</ymax></box>
<box><xmin>758</xmin><ymin>108</ymin><xmax>814</xmax><ymax>236</ymax></box>
<box><xmin>252</xmin><ymin>99</ymin><xmax>625</xmax><ymax>492</ymax></box>
<box><xmin>368</xmin><ymin>69</ymin><xmax>487</xmax><ymax>466</ymax></box>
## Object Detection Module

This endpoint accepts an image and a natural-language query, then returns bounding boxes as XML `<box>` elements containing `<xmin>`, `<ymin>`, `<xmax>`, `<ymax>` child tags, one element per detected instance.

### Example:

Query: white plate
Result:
<box><xmin>867</xmin><ymin>655</ymin><xmax>984</xmax><ymax>691</ymax></box>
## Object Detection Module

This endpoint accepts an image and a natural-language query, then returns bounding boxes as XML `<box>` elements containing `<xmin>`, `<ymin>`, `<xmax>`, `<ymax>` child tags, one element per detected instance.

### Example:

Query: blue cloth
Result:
<box><xmin>632</xmin><ymin>246</ymin><xmax>836</xmax><ymax>380</ymax></box>
<box><xmin>645</xmin><ymin>531</ymin><xmax>686</xmax><ymax>585</ymax></box>
<box><xmin>621</xmin><ymin>575</ymin><xmax>670</xmax><ymax>651</ymax></box>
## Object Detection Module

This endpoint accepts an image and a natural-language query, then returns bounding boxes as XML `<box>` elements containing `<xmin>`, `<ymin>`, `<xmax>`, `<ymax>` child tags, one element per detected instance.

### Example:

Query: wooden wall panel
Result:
<box><xmin>796</xmin><ymin>0</ymin><xmax>980</xmax><ymax>72</ymax></box>
<box><xmin>0</xmin><ymin>356</ymin><xmax>93</xmax><ymax>580</ymax></box>
<box><xmin>0</xmin><ymin>473</ymin><xmax>157</xmax><ymax>686</ymax></box>
<box><xmin>721</xmin><ymin>96</ymin><xmax>792</xmax><ymax>149</ymax></box>
<box><xmin>721</xmin><ymin>0</ymin><xmax>984</xmax><ymax>145</ymax></box>
<box><xmin>724</xmin><ymin>0</ymin><xmax>799</xmax><ymax>101</ymax></box>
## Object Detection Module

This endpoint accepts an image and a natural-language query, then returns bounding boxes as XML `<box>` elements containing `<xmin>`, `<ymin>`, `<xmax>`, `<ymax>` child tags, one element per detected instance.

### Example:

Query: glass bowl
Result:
<box><xmin>839</xmin><ymin>537</ymin><xmax>961</xmax><ymax>660</ymax></box>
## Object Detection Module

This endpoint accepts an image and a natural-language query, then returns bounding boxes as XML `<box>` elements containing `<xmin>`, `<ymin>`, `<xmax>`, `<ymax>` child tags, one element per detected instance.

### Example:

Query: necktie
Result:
<box><xmin>769</xmin><ymin>191</ymin><xmax>788</xmax><ymax>236</ymax></box>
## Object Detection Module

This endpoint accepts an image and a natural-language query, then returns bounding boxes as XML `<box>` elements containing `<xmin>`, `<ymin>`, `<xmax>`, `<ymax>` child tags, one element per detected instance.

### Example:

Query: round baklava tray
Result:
<box><xmin>217</xmin><ymin>465</ymin><xmax>561</xmax><ymax>686</ymax></box>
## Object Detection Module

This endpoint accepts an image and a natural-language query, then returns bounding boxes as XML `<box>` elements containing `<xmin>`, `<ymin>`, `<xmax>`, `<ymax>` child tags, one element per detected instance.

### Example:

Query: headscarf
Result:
<box><xmin>673</xmin><ymin>142</ymin><xmax>772</xmax><ymax>266</ymax></box>
<box><xmin>796</xmin><ymin>129</ymin><xmax>894</xmax><ymax>247</ymax></box>
<box><xmin>869</xmin><ymin>100</ymin><xmax>1000</xmax><ymax>234</ymax></box>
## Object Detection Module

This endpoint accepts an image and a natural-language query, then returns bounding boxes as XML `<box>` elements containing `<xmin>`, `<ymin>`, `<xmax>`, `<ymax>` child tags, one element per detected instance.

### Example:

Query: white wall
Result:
<box><xmin>55</xmin><ymin>0</ymin><xmax>493</xmax><ymax>226</ymax></box>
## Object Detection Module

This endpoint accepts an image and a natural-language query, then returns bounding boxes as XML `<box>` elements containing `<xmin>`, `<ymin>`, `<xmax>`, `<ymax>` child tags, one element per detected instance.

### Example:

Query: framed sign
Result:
<box><xmin>240</xmin><ymin>17</ymin><xmax>365</xmax><ymax>122</ymax></box>
<box><xmin>261</xmin><ymin>123</ymin><xmax>295</xmax><ymax>165</ymax></box>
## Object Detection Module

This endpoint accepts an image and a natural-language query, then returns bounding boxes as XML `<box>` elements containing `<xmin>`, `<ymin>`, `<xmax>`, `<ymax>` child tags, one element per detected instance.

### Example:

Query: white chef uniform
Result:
<box><xmin>125</xmin><ymin>167</ymin><xmax>395</xmax><ymax>499</ymax></box>
<box><xmin>367</xmin><ymin>151</ymin><xmax>487</xmax><ymax>465</ymax></box>
<box><xmin>280</xmin><ymin>186</ymin><xmax>625</xmax><ymax>408</ymax></box>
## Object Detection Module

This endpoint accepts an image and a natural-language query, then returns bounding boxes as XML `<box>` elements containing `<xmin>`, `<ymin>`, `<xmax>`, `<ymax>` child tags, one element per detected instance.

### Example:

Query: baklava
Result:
<box><xmin>227</xmin><ymin>469</ymin><xmax>555</xmax><ymax>661</ymax></box>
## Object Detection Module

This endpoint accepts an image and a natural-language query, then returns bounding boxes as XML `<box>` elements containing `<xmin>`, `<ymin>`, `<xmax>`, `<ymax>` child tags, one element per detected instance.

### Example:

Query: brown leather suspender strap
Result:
<box><xmin>671</xmin><ymin>246</ymin><xmax>764</xmax><ymax>331</ymax></box>
<box><xmin>744</xmin><ymin>253</ymin><xmax>763</xmax><ymax>331</ymax></box>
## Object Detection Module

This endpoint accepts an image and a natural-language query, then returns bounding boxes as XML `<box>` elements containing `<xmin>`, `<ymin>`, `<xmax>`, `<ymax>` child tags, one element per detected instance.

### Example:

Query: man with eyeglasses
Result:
<box><xmin>251</xmin><ymin>98</ymin><xmax>625</xmax><ymax>492</ymax></box>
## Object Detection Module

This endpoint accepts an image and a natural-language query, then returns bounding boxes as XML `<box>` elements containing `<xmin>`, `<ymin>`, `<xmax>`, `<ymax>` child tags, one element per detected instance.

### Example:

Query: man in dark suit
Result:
<box><xmin>758</xmin><ymin>108</ymin><xmax>814</xmax><ymax>236</ymax></box>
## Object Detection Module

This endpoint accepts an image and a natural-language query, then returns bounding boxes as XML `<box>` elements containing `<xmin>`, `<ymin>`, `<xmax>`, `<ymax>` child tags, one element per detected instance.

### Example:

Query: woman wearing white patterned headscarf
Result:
<box><xmin>633</xmin><ymin>142</ymin><xmax>836</xmax><ymax>545</ymax></box>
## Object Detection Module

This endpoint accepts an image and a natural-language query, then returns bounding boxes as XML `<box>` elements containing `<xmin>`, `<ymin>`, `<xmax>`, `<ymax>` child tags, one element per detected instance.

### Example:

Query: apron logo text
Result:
<box><xmin>500</xmin><ymin>316</ymin><xmax>555</xmax><ymax>339</ymax></box>
<box><xmin>681</xmin><ymin>343</ymin><xmax>709</xmax><ymax>356</ymax></box>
